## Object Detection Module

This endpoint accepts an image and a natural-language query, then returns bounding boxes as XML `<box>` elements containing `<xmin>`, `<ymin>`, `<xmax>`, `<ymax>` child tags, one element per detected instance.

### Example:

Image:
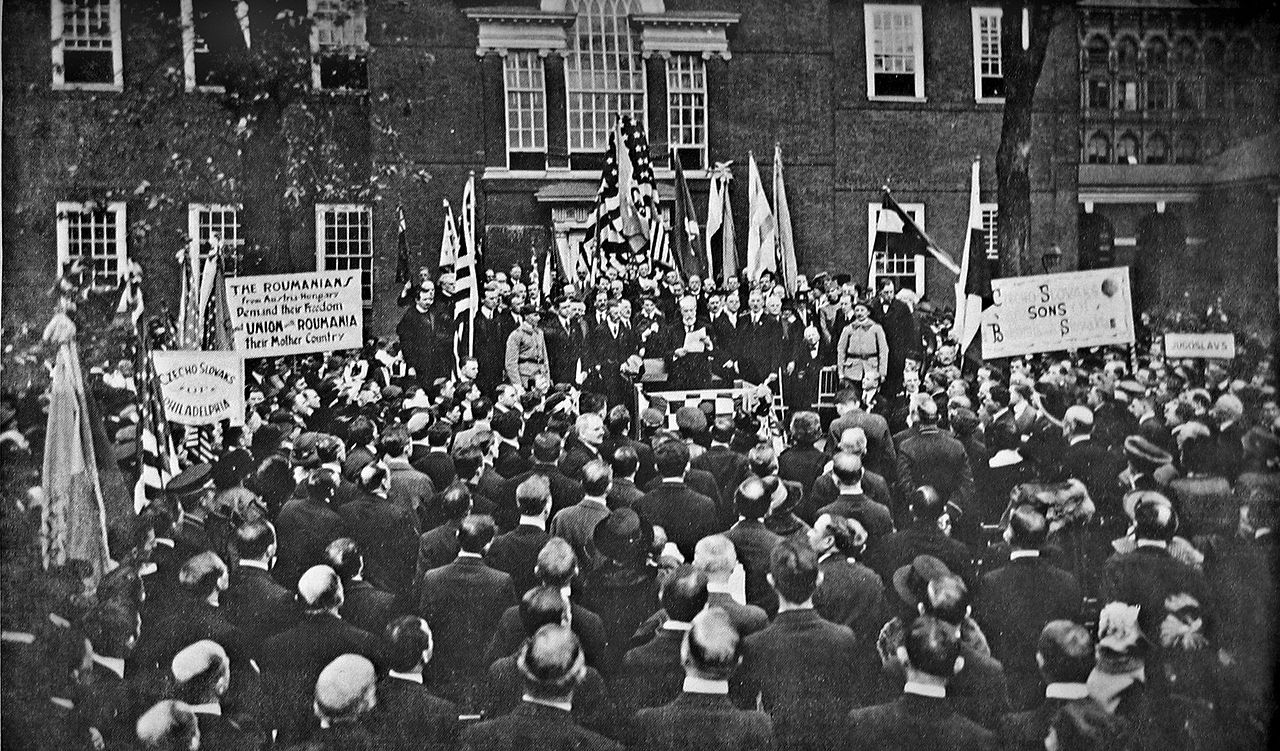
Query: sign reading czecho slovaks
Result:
<box><xmin>151</xmin><ymin>351</ymin><xmax>245</xmax><ymax>427</ymax></box>
<box><xmin>225</xmin><ymin>270</ymin><xmax>363</xmax><ymax>357</ymax></box>
<box><xmin>980</xmin><ymin>267</ymin><xmax>1135</xmax><ymax>358</ymax></box>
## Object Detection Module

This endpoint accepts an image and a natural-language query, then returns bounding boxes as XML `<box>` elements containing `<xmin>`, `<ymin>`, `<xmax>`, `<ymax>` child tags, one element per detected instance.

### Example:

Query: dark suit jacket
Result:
<box><xmin>617</xmin><ymin>627</ymin><xmax>688</xmax><ymax>715</ymax></box>
<box><xmin>258</xmin><ymin>613</ymin><xmax>382</xmax><ymax>736</ymax></box>
<box><xmin>733</xmin><ymin>609</ymin><xmax>865</xmax><ymax>751</ymax></box>
<box><xmin>579</xmin><ymin>562</ymin><xmax>661</xmax><ymax>676</ymax></box>
<box><xmin>692</xmin><ymin>445</ymin><xmax>752</xmax><ymax>527</ymax></box>
<box><xmin>633</xmin><ymin>692</ymin><xmax>776</xmax><ymax>751</ymax></box>
<box><xmin>341</xmin><ymin>579</ymin><xmax>399</xmax><ymax>635</ymax></box>
<box><xmin>336</xmin><ymin>492</ymin><xmax>419</xmax><ymax>597</ymax></box>
<box><xmin>495</xmin><ymin>441</ymin><xmax>532</xmax><ymax>479</ymax></box>
<box><xmin>482</xmin><ymin>655</ymin><xmax>616</xmax><ymax>738</ymax></box>
<box><xmin>418</xmin><ymin>556</ymin><xmax>518</xmax><ymax>699</ymax></box>
<box><xmin>542</xmin><ymin>315</ymin><xmax>587</xmax><ymax>387</ymax></box>
<box><xmin>462</xmin><ymin>698</ymin><xmax>621</xmax><ymax>751</ymax></box>
<box><xmin>551</xmin><ymin>499</ymin><xmax>612</xmax><ymax>573</ymax></box>
<box><xmin>813</xmin><ymin>553</ymin><xmax>884</xmax><ymax>641</ymax></box>
<box><xmin>843</xmin><ymin>692</ymin><xmax>997</xmax><ymax>751</ymax></box>
<box><xmin>487</xmin><ymin>524</ymin><xmax>554</xmax><ymax>595</ymax></box>
<box><xmin>224</xmin><ymin>564</ymin><xmax>300</xmax><ymax>647</ymax></box>
<box><xmin>710</xmin><ymin>311</ymin><xmax>741</xmax><ymax>365</ymax></box>
<box><xmin>724</xmin><ymin>520</ymin><xmax>784</xmax><ymax>614</ymax></box>
<box><xmin>635</xmin><ymin>481</ymin><xmax>720</xmax><ymax>561</ymax></box>
<box><xmin>559</xmin><ymin>437</ymin><xmax>605</xmax><ymax>484</ymax></box>
<box><xmin>498</xmin><ymin>463</ymin><xmax>585</xmax><ymax>530</ymax></box>
<box><xmin>975</xmin><ymin>555</ymin><xmax>1082</xmax><ymax>709</ymax></box>
<box><xmin>816</xmin><ymin>495</ymin><xmax>895</xmax><ymax>547</ymax></box>
<box><xmin>274</xmin><ymin>496</ymin><xmax>348</xmax><ymax>589</ymax></box>
<box><xmin>999</xmin><ymin>696</ymin><xmax>1096</xmax><ymax>751</ymax></box>
<box><xmin>1055</xmin><ymin>437</ymin><xmax>1123</xmax><ymax>503</ymax></box>
<box><xmin>415</xmin><ymin>519</ymin><xmax>462</xmax><ymax>584</ymax></box>
<box><xmin>896</xmin><ymin>426</ymin><xmax>975</xmax><ymax>508</ymax></box>
<box><xmin>644</xmin><ymin>469</ymin><xmax>726</xmax><ymax>522</ymax></box>
<box><xmin>827</xmin><ymin>410</ymin><xmax>898</xmax><ymax>485</ymax></box>
<box><xmin>607</xmin><ymin>477</ymin><xmax>645</xmax><ymax>510</ymax></box>
<box><xmin>1100</xmin><ymin>545</ymin><xmax>1210</xmax><ymax>645</ymax></box>
<box><xmin>371</xmin><ymin>675</ymin><xmax>461</xmax><ymax>751</ymax></box>
<box><xmin>803</xmin><ymin>469</ymin><xmax>895</xmax><ymax>526</ymax></box>
<box><xmin>778</xmin><ymin>444</ymin><xmax>828</xmax><ymax>498</ymax></box>
<box><xmin>484</xmin><ymin>601</ymin><xmax>609</xmax><ymax>670</ymax></box>
<box><xmin>133</xmin><ymin>593</ymin><xmax>248</xmax><ymax>678</ymax></box>
<box><xmin>870</xmin><ymin>524</ymin><xmax>976</xmax><ymax>589</ymax></box>
<box><xmin>387</xmin><ymin>457</ymin><xmax>434</xmax><ymax>527</ymax></box>
<box><xmin>414</xmin><ymin>450</ymin><xmax>458</xmax><ymax>491</ymax></box>
<box><xmin>661</xmin><ymin>320</ymin><xmax>714</xmax><ymax>390</ymax></box>
<box><xmin>736</xmin><ymin>313</ymin><xmax>782</xmax><ymax>385</ymax></box>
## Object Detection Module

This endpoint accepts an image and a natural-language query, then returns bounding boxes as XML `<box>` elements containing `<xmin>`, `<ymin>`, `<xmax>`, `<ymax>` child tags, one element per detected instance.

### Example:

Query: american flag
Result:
<box><xmin>453</xmin><ymin>174</ymin><xmax>480</xmax><ymax>367</ymax></box>
<box><xmin>184</xmin><ymin>246</ymin><xmax>233</xmax><ymax>465</ymax></box>
<box><xmin>117</xmin><ymin>263</ymin><xmax>179</xmax><ymax>513</ymax></box>
<box><xmin>583</xmin><ymin>115</ymin><xmax>675</xmax><ymax>285</ymax></box>
<box><xmin>175</xmin><ymin>244</ymin><xmax>204</xmax><ymax>349</ymax></box>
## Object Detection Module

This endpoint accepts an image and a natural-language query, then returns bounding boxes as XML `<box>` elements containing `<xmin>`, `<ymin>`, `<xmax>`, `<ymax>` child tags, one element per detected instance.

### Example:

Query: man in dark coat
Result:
<box><xmin>170</xmin><ymin>640</ymin><xmax>265</xmax><ymax>751</ymax></box>
<box><xmin>274</xmin><ymin>469</ymin><xmax>348</xmax><ymax>591</ymax></box>
<box><xmin>806</xmin><ymin>427</ymin><xmax>896</xmax><ymax>525</ymax></box>
<box><xmin>616</xmin><ymin>566</ymin><xmax>709</xmax><ymax>716</ymax></box>
<box><xmin>551</xmin><ymin>460</ymin><xmax>614</xmax><ymax>573</ymax></box>
<box><xmin>693</xmin><ymin>535</ymin><xmax>771</xmax><ymax>639</ymax></box>
<box><xmin>559</xmin><ymin>413</ymin><xmax>607</xmax><ymax>484</ymax></box>
<box><xmin>372</xmin><ymin>616</ymin><xmax>461</xmax><ymax>751</ymax></box>
<box><xmin>577</xmin><ymin>508</ymin><xmax>662</xmax><ymax>675</ymax></box>
<box><xmin>843</xmin><ymin>615</ymin><xmax>997</xmax><ymax>751</ymax></box>
<box><xmin>867</xmin><ymin>277</ymin><xmax>919</xmax><ymax>398</ymax></box>
<box><xmin>583</xmin><ymin>298</ymin><xmax>640</xmax><ymax>406</ymax></box>
<box><xmin>815</xmin><ymin>452</ymin><xmax>895</xmax><ymax>550</ymax></box>
<box><xmin>736</xmin><ymin>289</ymin><xmax>782</xmax><ymax>386</ymax></box>
<box><xmin>497</xmin><ymin>432</ymin><xmax>585</xmax><ymax>529</ymax></box>
<box><xmin>325</xmin><ymin>538</ymin><xmax>399</xmax><ymax>636</ymax></box>
<box><xmin>827</xmin><ymin>389</ymin><xmax>898</xmax><ymax>487</ymax></box>
<box><xmin>543</xmin><ymin>297</ymin><xmax>586</xmax><ymax>387</ymax></box>
<box><xmin>634</xmin><ymin>440</ymin><xmax>719</xmax><ymax>561</ymax></box>
<box><xmin>607</xmin><ymin>444</ymin><xmax>647</xmax><ymax>510</ymax></box>
<box><xmin>895</xmin><ymin>395</ymin><xmax>974</xmax><ymax>510</ymax></box>
<box><xmin>809</xmin><ymin>513</ymin><xmax>884</xmax><ymax>643</ymax></box>
<box><xmin>975</xmin><ymin>505</ymin><xmax>1082</xmax><ymax>710</ymax></box>
<box><xmin>223</xmin><ymin>518</ymin><xmax>299</xmax><ymax>646</ymax></box>
<box><xmin>397</xmin><ymin>282</ymin><xmax>449</xmax><ymax>390</ymax></box>
<box><xmin>662</xmin><ymin>295</ymin><xmax>715</xmax><ymax>390</ymax></box>
<box><xmin>870</xmin><ymin>486</ymin><xmax>975</xmax><ymax>588</ymax></box>
<box><xmin>733</xmin><ymin>540</ymin><xmax>865</xmax><ymax>751</ymax></box>
<box><xmin>633</xmin><ymin>609</ymin><xmax>776</xmax><ymax>751</ymax></box>
<box><xmin>778</xmin><ymin>411</ymin><xmax>828</xmax><ymax>499</ymax></box>
<box><xmin>414</xmin><ymin>484</ymin><xmax>471</xmax><ymax>583</ymax></box>
<box><xmin>724</xmin><ymin>476</ymin><xmax>785</xmax><ymax>616</ymax></box>
<box><xmin>487</xmin><ymin>475</ymin><xmax>555</xmax><ymax>596</ymax></box>
<box><xmin>416</xmin><ymin>514</ymin><xmax>518</xmax><ymax>709</ymax></box>
<box><xmin>335</xmin><ymin>462</ymin><xmax>419</xmax><ymax>597</ymax></box>
<box><xmin>132</xmin><ymin>551</ymin><xmax>249</xmax><ymax>680</ymax></box>
<box><xmin>473</xmin><ymin>283</ymin><xmax>507</xmax><ymax>397</ymax></box>
<box><xmin>692</xmin><ymin>417</ymin><xmax>754</xmax><ymax>526</ymax></box>
<box><xmin>460</xmin><ymin>625</ymin><xmax>621</xmax><ymax>751</ymax></box>
<box><xmin>1054</xmin><ymin>406</ymin><xmax>1124</xmax><ymax>504</ymax></box>
<box><xmin>999</xmin><ymin>620</ymin><xmax>1099</xmax><ymax>751</ymax></box>
<box><xmin>412</xmin><ymin>422</ymin><xmax>457</xmax><ymax>492</ymax></box>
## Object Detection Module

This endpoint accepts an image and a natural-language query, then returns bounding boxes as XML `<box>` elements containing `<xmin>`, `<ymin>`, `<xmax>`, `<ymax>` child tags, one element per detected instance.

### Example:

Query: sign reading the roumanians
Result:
<box><xmin>151</xmin><ymin>351</ymin><xmax>245</xmax><ymax>426</ymax></box>
<box><xmin>1164</xmin><ymin>332</ymin><xmax>1236</xmax><ymax>359</ymax></box>
<box><xmin>980</xmin><ymin>268</ymin><xmax>1135</xmax><ymax>358</ymax></box>
<box><xmin>225</xmin><ymin>271</ymin><xmax>363</xmax><ymax>356</ymax></box>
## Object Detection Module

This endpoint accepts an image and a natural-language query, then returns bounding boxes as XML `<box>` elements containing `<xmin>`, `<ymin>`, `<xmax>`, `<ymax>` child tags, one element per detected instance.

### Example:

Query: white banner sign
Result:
<box><xmin>225</xmin><ymin>270</ymin><xmax>363</xmax><ymax>357</ymax></box>
<box><xmin>1164</xmin><ymin>332</ymin><xmax>1235</xmax><ymax>359</ymax></box>
<box><xmin>980</xmin><ymin>268</ymin><xmax>1135</xmax><ymax>358</ymax></box>
<box><xmin>152</xmin><ymin>351</ymin><xmax>245</xmax><ymax>426</ymax></box>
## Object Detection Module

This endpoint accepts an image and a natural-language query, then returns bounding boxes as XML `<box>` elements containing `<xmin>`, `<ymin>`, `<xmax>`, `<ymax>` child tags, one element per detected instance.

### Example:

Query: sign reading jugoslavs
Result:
<box><xmin>1164</xmin><ymin>332</ymin><xmax>1236</xmax><ymax>359</ymax></box>
<box><xmin>980</xmin><ymin>267</ymin><xmax>1135</xmax><ymax>358</ymax></box>
<box><xmin>226</xmin><ymin>270</ymin><xmax>363</xmax><ymax>357</ymax></box>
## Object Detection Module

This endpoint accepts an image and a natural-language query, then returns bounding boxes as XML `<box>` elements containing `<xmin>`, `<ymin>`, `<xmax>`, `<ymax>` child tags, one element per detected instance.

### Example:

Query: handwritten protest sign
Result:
<box><xmin>151</xmin><ymin>351</ymin><xmax>244</xmax><ymax>426</ymax></box>
<box><xmin>225</xmin><ymin>271</ymin><xmax>363</xmax><ymax>357</ymax></box>
<box><xmin>980</xmin><ymin>268</ymin><xmax>1134</xmax><ymax>358</ymax></box>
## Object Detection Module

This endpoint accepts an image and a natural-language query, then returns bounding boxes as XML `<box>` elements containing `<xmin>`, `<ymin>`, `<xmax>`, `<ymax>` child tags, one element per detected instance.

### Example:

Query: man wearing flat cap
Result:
<box><xmin>168</xmin><ymin>463</ymin><xmax>224</xmax><ymax>562</ymax></box>
<box><xmin>1120</xmin><ymin>435</ymin><xmax>1174</xmax><ymax>495</ymax></box>
<box><xmin>171</xmin><ymin>640</ymin><xmax>263</xmax><ymax>751</ymax></box>
<box><xmin>632</xmin><ymin>608</ymin><xmax>776</xmax><ymax>751</ymax></box>
<box><xmin>462</xmin><ymin>624</ymin><xmax>621</xmax><ymax>750</ymax></box>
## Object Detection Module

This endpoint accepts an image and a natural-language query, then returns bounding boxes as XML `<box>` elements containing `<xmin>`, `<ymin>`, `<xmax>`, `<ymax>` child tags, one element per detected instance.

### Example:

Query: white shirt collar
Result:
<box><xmin>458</xmin><ymin>551</ymin><xmax>483</xmax><ymax>559</ymax></box>
<box><xmin>154</xmin><ymin>538</ymin><xmax>175</xmax><ymax>548</ymax></box>
<box><xmin>988</xmin><ymin>449</ymin><xmax>1023</xmax><ymax>468</ymax></box>
<box><xmin>238</xmin><ymin>559</ymin><xmax>270</xmax><ymax>571</ymax></box>
<box><xmin>1045</xmin><ymin>682</ymin><xmax>1090</xmax><ymax>700</ymax></box>
<box><xmin>188</xmin><ymin>702</ymin><xmax>222</xmax><ymax>716</ymax></box>
<box><xmin>682</xmin><ymin>676</ymin><xmax>729</xmax><ymax>695</ymax></box>
<box><xmin>1010</xmin><ymin>550</ymin><xmax>1041</xmax><ymax>560</ymax></box>
<box><xmin>903</xmin><ymin>681</ymin><xmax>947</xmax><ymax>698</ymax></box>
<box><xmin>1136</xmin><ymin>539</ymin><xmax>1169</xmax><ymax>550</ymax></box>
<box><xmin>662</xmin><ymin>620</ymin><xmax>693</xmax><ymax>632</ymax></box>
<box><xmin>582</xmin><ymin>495</ymin><xmax>608</xmax><ymax>508</ymax></box>
<box><xmin>92</xmin><ymin>654</ymin><xmax>125</xmax><ymax>679</ymax></box>
<box><xmin>522</xmin><ymin>695</ymin><xmax>573</xmax><ymax>713</ymax></box>
<box><xmin>518</xmin><ymin>516</ymin><xmax>547</xmax><ymax>531</ymax></box>
<box><xmin>1068</xmin><ymin>435</ymin><xmax>1090</xmax><ymax>445</ymax></box>
<box><xmin>389</xmin><ymin>670</ymin><xmax>423</xmax><ymax>684</ymax></box>
<box><xmin>706</xmin><ymin>581</ymin><xmax>735</xmax><ymax>594</ymax></box>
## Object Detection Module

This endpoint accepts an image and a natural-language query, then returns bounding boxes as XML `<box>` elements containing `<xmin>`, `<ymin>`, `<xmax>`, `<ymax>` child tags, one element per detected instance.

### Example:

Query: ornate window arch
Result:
<box><xmin>1086</xmin><ymin>131</ymin><xmax>1110</xmax><ymax>164</ymax></box>
<box><xmin>1116</xmin><ymin>132</ymin><xmax>1140</xmax><ymax>164</ymax></box>
<box><xmin>1145</xmin><ymin>133</ymin><xmax>1168</xmax><ymax>164</ymax></box>
<box><xmin>1085</xmin><ymin>34</ymin><xmax>1110</xmax><ymax>69</ymax></box>
<box><xmin>1143</xmin><ymin>36</ymin><xmax>1167</xmax><ymax>69</ymax></box>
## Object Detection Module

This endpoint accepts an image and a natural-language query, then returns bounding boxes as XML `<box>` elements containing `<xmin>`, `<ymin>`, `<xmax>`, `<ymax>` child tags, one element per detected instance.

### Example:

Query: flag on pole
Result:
<box><xmin>395</xmin><ymin>204</ymin><xmax>411</xmax><ymax>284</ymax></box>
<box><xmin>773</xmin><ymin>143</ymin><xmax>798</xmax><ymax>296</ymax></box>
<box><xmin>453</xmin><ymin>175</ymin><xmax>480</xmax><ymax>366</ymax></box>
<box><xmin>952</xmin><ymin>158</ymin><xmax>994</xmax><ymax>353</ymax></box>
<box><xmin>460</xmin><ymin>172</ymin><xmax>477</xmax><ymax>267</ymax></box>
<box><xmin>184</xmin><ymin>242</ymin><xmax>234</xmax><ymax>465</ymax></box>
<box><xmin>439</xmin><ymin>199</ymin><xmax>461</xmax><ymax>271</ymax></box>
<box><xmin>176</xmin><ymin>244</ymin><xmax>204</xmax><ymax>350</ymax></box>
<box><xmin>873</xmin><ymin>189</ymin><xmax>962</xmax><ymax>276</ymax></box>
<box><xmin>541</xmin><ymin>249</ymin><xmax>554</xmax><ymax>302</ymax></box>
<box><xmin>745</xmin><ymin>152</ymin><xmax>776</xmax><ymax>283</ymax></box>
<box><xmin>40</xmin><ymin>304</ymin><xmax>110</xmax><ymax>581</ymax></box>
<box><xmin>704</xmin><ymin>161</ymin><xmax>737</xmax><ymax>282</ymax></box>
<box><xmin>671</xmin><ymin>151</ymin><xmax>702</xmax><ymax>277</ymax></box>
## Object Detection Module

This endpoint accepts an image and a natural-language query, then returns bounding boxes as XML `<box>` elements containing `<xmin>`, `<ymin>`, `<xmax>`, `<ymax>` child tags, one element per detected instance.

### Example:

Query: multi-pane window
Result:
<box><xmin>1086</xmin><ymin>78</ymin><xmax>1110</xmax><ymax>109</ymax></box>
<box><xmin>971</xmin><ymin>8</ymin><xmax>1004</xmax><ymax>101</ymax></box>
<box><xmin>310</xmin><ymin>0</ymin><xmax>368</xmax><ymax>91</ymax></box>
<box><xmin>865</xmin><ymin>5</ymin><xmax>925</xmax><ymax>99</ymax></box>
<box><xmin>565</xmin><ymin>0</ymin><xmax>646</xmax><ymax>167</ymax></box>
<box><xmin>51</xmin><ymin>0</ymin><xmax>123</xmax><ymax>90</ymax></box>
<box><xmin>1117</xmin><ymin>78</ymin><xmax>1139</xmax><ymax>111</ymax></box>
<box><xmin>867</xmin><ymin>202</ymin><xmax>925</xmax><ymax>294</ymax></box>
<box><xmin>1116</xmin><ymin>132</ymin><xmax>1140</xmax><ymax>164</ymax></box>
<box><xmin>1086</xmin><ymin>132</ymin><xmax>1110</xmax><ymax>164</ymax></box>
<box><xmin>1146</xmin><ymin>77</ymin><xmax>1168</xmax><ymax>110</ymax></box>
<box><xmin>316</xmin><ymin>204</ymin><xmax>374</xmax><ymax>305</ymax></box>
<box><xmin>979</xmin><ymin>204</ymin><xmax>999</xmax><ymax>262</ymax></box>
<box><xmin>504</xmin><ymin>51</ymin><xmax>548</xmax><ymax>170</ymax></box>
<box><xmin>1146</xmin><ymin>134</ymin><xmax>1169</xmax><ymax>164</ymax></box>
<box><xmin>57</xmin><ymin>202</ymin><xmax>127</xmax><ymax>285</ymax></box>
<box><xmin>182</xmin><ymin>0</ymin><xmax>251</xmax><ymax>91</ymax></box>
<box><xmin>667</xmin><ymin>54</ymin><xmax>707</xmax><ymax>170</ymax></box>
<box><xmin>188</xmin><ymin>204</ymin><xmax>243</xmax><ymax>277</ymax></box>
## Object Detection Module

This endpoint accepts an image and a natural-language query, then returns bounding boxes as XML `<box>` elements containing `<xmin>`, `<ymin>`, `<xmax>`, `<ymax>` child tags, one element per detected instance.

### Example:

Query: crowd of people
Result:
<box><xmin>1</xmin><ymin>260</ymin><xmax>1277</xmax><ymax>751</ymax></box>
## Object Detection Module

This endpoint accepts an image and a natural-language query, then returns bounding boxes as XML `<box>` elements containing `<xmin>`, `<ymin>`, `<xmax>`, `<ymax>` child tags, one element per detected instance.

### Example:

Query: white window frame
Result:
<box><xmin>503</xmin><ymin>51</ymin><xmax>549</xmax><ymax>164</ymax></box>
<box><xmin>51</xmin><ymin>0</ymin><xmax>123</xmax><ymax>91</ymax></box>
<box><xmin>564</xmin><ymin>0</ymin><xmax>649</xmax><ymax>156</ymax></box>
<box><xmin>181</xmin><ymin>0</ymin><xmax>251</xmax><ymax>92</ymax></box>
<box><xmin>315</xmin><ymin>203</ymin><xmax>374</xmax><ymax>306</ymax></box>
<box><xmin>56</xmin><ymin>201</ymin><xmax>128</xmax><ymax>285</ymax></box>
<box><xmin>979</xmin><ymin>203</ymin><xmax>999</xmax><ymax>262</ymax></box>
<box><xmin>308</xmin><ymin>0</ymin><xmax>369</xmax><ymax>91</ymax></box>
<box><xmin>864</xmin><ymin>4</ymin><xmax>925</xmax><ymax>102</ymax></box>
<box><xmin>867</xmin><ymin>202</ymin><xmax>925</xmax><ymax>295</ymax></box>
<box><xmin>970</xmin><ymin>7</ymin><xmax>1004</xmax><ymax>103</ymax></box>
<box><xmin>188</xmin><ymin>203</ymin><xmax>244</xmax><ymax>277</ymax></box>
<box><xmin>666</xmin><ymin>53</ymin><xmax>708</xmax><ymax>168</ymax></box>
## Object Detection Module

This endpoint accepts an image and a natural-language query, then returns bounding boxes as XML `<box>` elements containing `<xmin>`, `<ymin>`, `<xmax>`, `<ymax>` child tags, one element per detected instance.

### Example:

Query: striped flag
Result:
<box><xmin>745</xmin><ymin>152</ymin><xmax>776</xmax><ymax>283</ymax></box>
<box><xmin>184</xmin><ymin>244</ymin><xmax>234</xmax><ymax>465</ymax></box>
<box><xmin>704</xmin><ymin>161</ymin><xmax>736</xmax><ymax>282</ymax></box>
<box><xmin>176</xmin><ymin>244</ymin><xmax>204</xmax><ymax>350</ymax></box>
<box><xmin>671</xmin><ymin>151</ymin><xmax>702</xmax><ymax>277</ymax></box>
<box><xmin>453</xmin><ymin>174</ymin><xmax>480</xmax><ymax>366</ymax></box>
<box><xmin>118</xmin><ymin>264</ymin><xmax>179</xmax><ymax>512</ymax></box>
<box><xmin>952</xmin><ymin>158</ymin><xmax>994</xmax><ymax>353</ymax></box>
<box><xmin>773</xmin><ymin>143</ymin><xmax>798</xmax><ymax>296</ymax></box>
<box><xmin>439</xmin><ymin>199</ymin><xmax>460</xmax><ymax>270</ymax></box>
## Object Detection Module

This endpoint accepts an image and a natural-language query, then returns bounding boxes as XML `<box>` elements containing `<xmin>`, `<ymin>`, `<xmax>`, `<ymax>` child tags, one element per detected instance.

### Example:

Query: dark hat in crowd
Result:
<box><xmin>592</xmin><ymin>508</ymin><xmax>652</xmax><ymax>563</ymax></box>
<box><xmin>167</xmin><ymin>463</ymin><xmax>213</xmax><ymax>499</ymax></box>
<box><xmin>675</xmin><ymin>405</ymin><xmax>707</xmax><ymax>434</ymax></box>
<box><xmin>1123</xmin><ymin>435</ymin><xmax>1172</xmax><ymax>467</ymax></box>
<box><xmin>212</xmin><ymin>449</ymin><xmax>253</xmax><ymax>490</ymax></box>
<box><xmin>892</xmin><ymin>554</ymin><xmax>951</xmax><ymax>608</ymax></box>
<box><xmin>291</xmin><ymin>432</ymin><xmax>322</xmax><ymax>468</ymax></box>
<box><xmin>251</xmin><ymin>423</ymin><xmax>287</xmax><ymax>460</ymax></box>
<box><xmin>1243</xmin><ymin>426</ymin><xmax>1280</xmax><ymax>462</ymax></box>
<box><xmin>268</xmin><ymin>409</ymin><xmax>295</xmax><ymax>426</ymax></box>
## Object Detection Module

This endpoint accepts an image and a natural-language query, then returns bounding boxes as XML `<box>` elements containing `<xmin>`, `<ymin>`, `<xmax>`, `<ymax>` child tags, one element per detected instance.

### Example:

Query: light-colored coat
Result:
<box><xmin>837</xmin><ymin>320</ymin><xmax>888</xmax><ymax>382</ymax></box>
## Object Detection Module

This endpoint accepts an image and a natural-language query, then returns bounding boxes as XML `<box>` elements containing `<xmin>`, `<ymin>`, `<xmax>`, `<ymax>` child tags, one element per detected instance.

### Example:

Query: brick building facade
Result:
<box><xmin>2</xmin><ymin>1</ymin><xmax>1275</xmax><ymax>340</ymax></box>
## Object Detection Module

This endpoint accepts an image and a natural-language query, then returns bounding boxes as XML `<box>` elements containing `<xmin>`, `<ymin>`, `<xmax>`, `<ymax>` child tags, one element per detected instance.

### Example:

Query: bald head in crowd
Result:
<box><xmin>314</xmin><ymin>654</ymin><xmax>377</xmax><ymax>727</ymax></box>
<box><xmin>298</xmin><ymin>565</ymin><xmax>344</xmax><ymax>614</ymax></box>
<box><xmin>170</xmin><ymin>640</ymin><xmax>230</xmax><ymax>706</ymax></box>
<box><xmin>682</xmin><ymin>608</ymin><xmax>741</xmax><ymax>682</ymax></box>
<box><xmin>135</xmin><ymin>700</ymin><xmax>199</xmax><ymax>751</ymax></box>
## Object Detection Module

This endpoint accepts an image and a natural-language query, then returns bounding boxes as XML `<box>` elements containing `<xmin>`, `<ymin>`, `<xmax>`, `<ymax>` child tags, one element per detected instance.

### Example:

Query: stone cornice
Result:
<box><xmin>630</xmin><ymin>11</ymin><xmax>741</xmax><ymax>61</ymax></box>
<box><xmin>465</xmin><ymin>7</ymin><xmax>577</xmax><ymax>57</ymax></box>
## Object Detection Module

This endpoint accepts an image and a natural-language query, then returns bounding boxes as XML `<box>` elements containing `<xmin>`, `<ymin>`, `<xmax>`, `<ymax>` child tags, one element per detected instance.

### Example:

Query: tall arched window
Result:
<box><xmin>1146</xmin><ymin>133</ymin><xmax>1168</xmax><ymax>164</ymax></box>
<box><xmin>565</xmin><ymin>0</ymin><xmax>647</xmax><ymax>161</ymax></box>
<box><xmin>1144</xmin><ymin>37</ymin><xmax>1167</xmax><ymax>69</ymax></box>
<box><xmin>1086</xmin><ymin>132</ymin><xmax>1110</xmax><ymax>164</ymax></box>
<box><xmin>1116</xmin><ymin>36</ymin><xmax>1139</xmax><ymax>71</ymax></box>
<box><xmin>1085</xmin><ymin>35</ymin><xmax>1110</xmax><ymax>69</ymax></box>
